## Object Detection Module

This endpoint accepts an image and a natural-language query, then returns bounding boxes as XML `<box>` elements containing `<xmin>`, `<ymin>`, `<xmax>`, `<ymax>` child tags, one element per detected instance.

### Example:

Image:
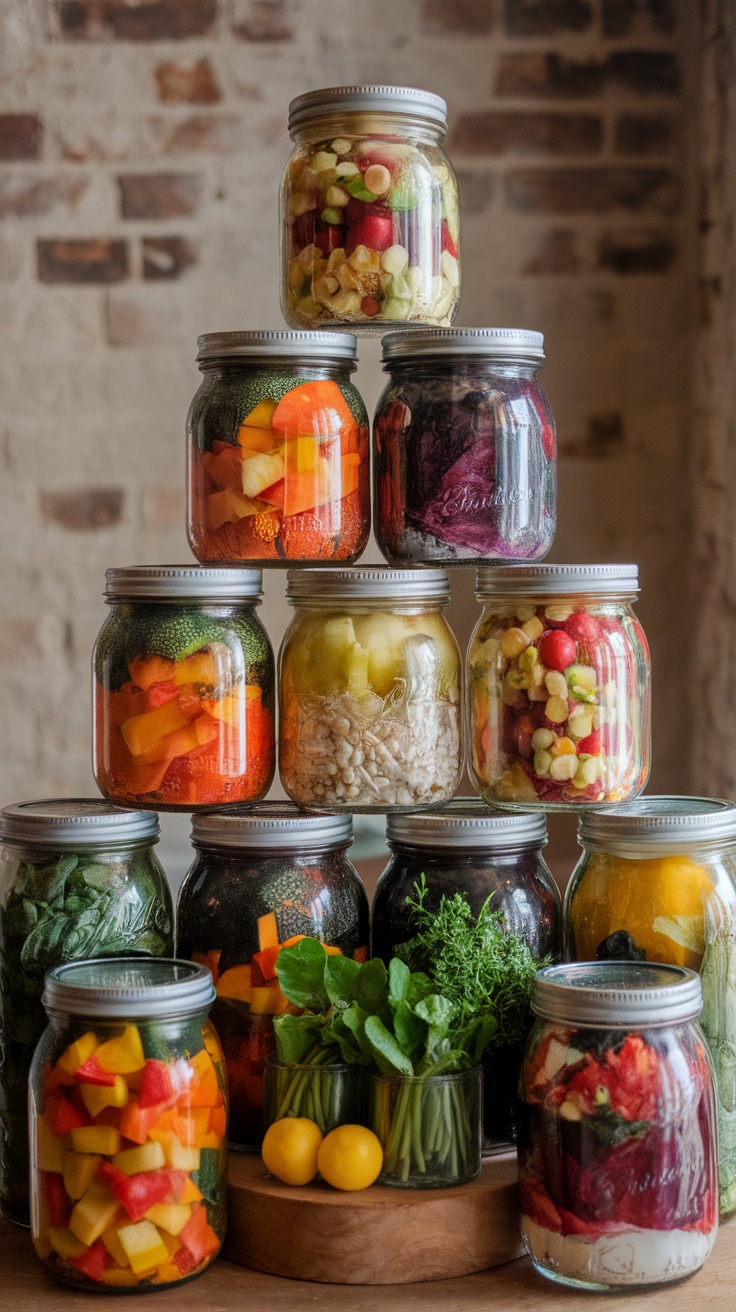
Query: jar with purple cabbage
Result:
<box><xmin>373</xmin><ymin>328</ymin><xmax>556</xmax><ymax>566</ymax></box>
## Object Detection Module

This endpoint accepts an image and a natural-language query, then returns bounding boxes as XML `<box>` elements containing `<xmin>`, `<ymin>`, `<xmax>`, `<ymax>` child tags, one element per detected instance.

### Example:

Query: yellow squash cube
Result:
<box><xmin>36</xmin><ymin>1114</ymin><xmax>64</xmax><ymax>1174</ymax></box>
<box><xmin>70</xmin><ymin>1180</ymin><xmax>122</xmax><ymax>1247</ymax></box>
<box><xmin>47</xmin><ymin>1226</ymin><xmax>88</xmax><ymax>1259</ymax></box>
<box><xmin>163</xmin><ymin>1138</ymin><xmax>200</xmax><ymax>1172</ymax></box>
<box><xmin>112</xmin><ymin>1141</ymin><xmax>165</xmax><ymax>1176</ymax></box>
<box><xmin>70</xmin><ymin>1125</ymin><xmax>122</xmax><ymax>1156</ymax></box>
<box><xmin>118</xmin><ymin>1220</ymin><xmax>170</xmax><ymax>1276</ymax></box>
<box><xmin>143</xmin><ymin>1204</ymin><xmax>191</xmax><ymax>1236</ymax></box>
<box><xmin>57</xmin><ymin>1031</ymin><xmax>98</xmax><ymax>1076</ymax></box>
<box><xmin>95</xmin><ymin>1026</ymin><xmax>145</xmax><ymax>1076</ymax></box>
<box><xmin>63</xmin><ymin>1151</ymin><xmax>101</xmax><ymax>1202</ymax></box>
<box><xmin>101</xmin><ymin>1225</ymin><xmax>130</xmax><ymax>1268</ymax></box>
<box><xmin>80</xmin><ymin>1076</ymin><xmax>129</xmax><ymax>1119</ymax></box>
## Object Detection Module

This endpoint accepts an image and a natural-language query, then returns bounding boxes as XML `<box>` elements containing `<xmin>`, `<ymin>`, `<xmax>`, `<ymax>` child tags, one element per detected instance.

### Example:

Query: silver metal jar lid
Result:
<box><xmin>532</xmin><ymin>961</ymin><xmax>702</xmax><ymax>1028</ymax></box>
<box><xmin>196</xmin><ymin>330</ymin><xmax>358</xmax><ymax>365</ymax></box>
<box><xmin>105</xmin><ymin>565</ymin><xmax>263</xmax><ymax>602</ymax></box>
<box><xmin>192</xmin><ymin>803</ymin><xmax>353</xmax><ymax>852</ymax></box>
<box><xmin>0</xmin><ymin>799</ymin><xmax>158</xmax><ymax>848</ymax></box>
<box><xmin>476</xmin><ymin>564</ymin><xmax>639</xmax><ymax>598</ymax></box>
<box><xmin>288</xmin><ymin>85</ymin><xmax>447</xmax><ymax>136</ymax></box>
<box><xmin>578</xmin><ymin>795</ymin><xmax>736</xmax><ymax>857</ymax></box>
<box><xmin>382</xmin><ymin>328</ymin><xmax>544</xmax><ymax>364</ymax></box>
<box><xmin>386</xmin><ymin>799</ymin><xmax>547</xmax><ymax>850</ymax></box>
<box><xmin>42</xmin><ymin>957</ymin><xmax>215</xmax><ymax>1021</ymax></box>
<box><xmin>287</xmin><ymin>566</ymin><xmax>450</xmax><ymax>604</ymax></box>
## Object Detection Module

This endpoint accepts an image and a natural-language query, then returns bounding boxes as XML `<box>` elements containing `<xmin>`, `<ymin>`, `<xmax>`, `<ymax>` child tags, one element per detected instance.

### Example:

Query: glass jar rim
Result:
<box><xmin>196</xmin><ymin>330</ymin><xmax>358</xmax><ymax>366</ymax></box>
<box><xmin>0</xmin><ymin>798</ymin><xmax>159</xmax><ymax>848</ymax></box>
<box><xmin>381</xmin><ymin>327</ymin><xmax>544</xmax><ymax>365</ymax></box>
<box><xmin>532</xmin><ymin>961</ymin><xmax>702</xmax><ymax>1027</ymax></box>
<box><xmin>386</xmin><ymin>799</ymin><xmax>547</xmax><ymax>851</ymax></box>
<box><xmin>286</xmin><ymin>566</ymin><xmax>450</xmax><ymax>605</ymax></box>
<box><xmin>191</xmin><ymin>803</ymin><xmax>353</xmax><ymax>852</ymax></box>
<box><xmin>104</xmin><ymin>565</ymin><xmax>263</xmax><ymax>603</ymax></box>
<box><xmin>577</xmin><ymin>795</ymin><xmax>736</xmax><ymax>856</ymax></box>
<box><xmin>288</xmin><ymin>85</ymin><xmax>447</xmax><ymax>137</ymax></box>
<box><xmin>475</xmin><ymin>563</ymin><xmax>639</xmax><ymax>599</ymax></box>
<box><xmin>42</xmin><ymin>956</ymin><xmax>215</xmax><ymax>1020</ymax></box>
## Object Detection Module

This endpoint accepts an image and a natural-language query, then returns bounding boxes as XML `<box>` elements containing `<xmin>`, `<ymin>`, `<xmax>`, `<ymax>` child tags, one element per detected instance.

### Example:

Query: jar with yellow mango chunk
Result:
<box><xmin>564</xmin><ymin>797</ymin><xmax>736</xmax><ymax>1217</ymax></box>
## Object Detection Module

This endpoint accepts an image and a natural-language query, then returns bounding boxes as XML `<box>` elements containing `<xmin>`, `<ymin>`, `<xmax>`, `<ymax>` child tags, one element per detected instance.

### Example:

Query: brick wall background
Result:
<box><xmin>0</xmin><ymin>0</ymin><xmax>697</xmax><ymax>876</ymax></box>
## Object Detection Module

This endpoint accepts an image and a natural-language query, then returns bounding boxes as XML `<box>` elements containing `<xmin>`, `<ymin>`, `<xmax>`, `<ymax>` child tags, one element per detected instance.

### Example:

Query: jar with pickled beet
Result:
<box><xmin>281</xmin><ymin>85</ymin><xmax>459</xmax><ymax>333</ymax></box>
<box><xmin>371</xmin><ymin>801</ymin><xmax>560</xmax><ymax>1151</ymax></box>
<box><xmin>374</xmin><ymin>328</ymin><xmax>556</xmax><ymax>566</ymax></box>
<box><xmin>30</xmin><ymin>957</ymin><xmax>227</xmax><ymax>1290</ymax></box>
<box><xmin>176</xmin><ymin>805</ymin><xmax>369</xmax><ymax>1149</ymax></box>
<box><xmin>279</xmin><ymin>567</ymin><xmax>462</xmax><ymax>811</ymax></box>
<box><xmin>93</xmin><ymin>566</ymin><xmax>275</xmax><ymax>811</ymax></box>
<box><xmin>519</xmin><ymin>962</ymin><xmax>718</xmax><ymax>1291</ymax></box>
<box><xmin>187</xmin><ymin>331</ymin><xmax>370</xmax><ymax>565</ymax></box>
<box><xmin>565</xmin><ymin>796</ymin><xmax>736</xmax><ymax>1217</ymax></box>
<box><xmin>0</xmin><ymin>801</ymin><xmax>173</xmax><ymax>1227</ymax></box>
<box><xmin>468</xmin><ymin>564</ymin><xmax>650</xmax><ymax>810</ymax></box>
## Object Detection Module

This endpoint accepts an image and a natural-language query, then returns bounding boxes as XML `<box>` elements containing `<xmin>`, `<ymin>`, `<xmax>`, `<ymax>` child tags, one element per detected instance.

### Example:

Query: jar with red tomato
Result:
<box><xmin>176</xmin><ymin>805</ymin><xmax>369</xmax><ymax>1149</ymax></box>
<box><xmin>187</xmin><ymin>331</ymin><xmax>370</xmax><ymax>565</ymax></box>
<box><xmin>468</xmin><ymin>565</ymin><xmax>650</xmax><ymax>810</ymax></box>
<box><xmin>93</xmin><ymin>567</ymin><xmax>275</xmax><ymax>811</ymax></box>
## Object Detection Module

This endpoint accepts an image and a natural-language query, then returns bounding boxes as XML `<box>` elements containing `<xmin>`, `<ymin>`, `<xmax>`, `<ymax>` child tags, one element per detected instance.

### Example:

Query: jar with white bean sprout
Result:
<box><xmin>278</xmin><ymin>568</ymin><xmax>462</xmax><ymax>812</ymax></box>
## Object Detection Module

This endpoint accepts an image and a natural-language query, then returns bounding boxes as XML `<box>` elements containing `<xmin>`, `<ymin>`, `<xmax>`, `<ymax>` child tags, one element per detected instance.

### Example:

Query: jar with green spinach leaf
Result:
<box><xmin>0</xmin><ymin>800</ymin><xmax>173</xmax><ymax>1226</ymax></box>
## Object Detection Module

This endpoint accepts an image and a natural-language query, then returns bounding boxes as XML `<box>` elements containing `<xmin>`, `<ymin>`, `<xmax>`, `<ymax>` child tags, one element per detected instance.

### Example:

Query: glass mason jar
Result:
<box><xmin>281</xmin><ymin>85</ymin><xmax>460</xmax><ymax>333</ymax></box>
<box><xmin>279</xmin><ymin>567</ymin><xmax>462</xmax><ymax>811</ymax></box>
<box><xmin>374</xmin><ymin>328</ymin><xmax>556</xmax><ymax>566</ymax></box>
<box><xmin>565</xmin><ymin>797</ymin><xmax>736</xmax><ymax>1218</ymax></box>
<box><xmin>468</xmin><ymin>564</ymin><xmax>651</xmax><ymax>810</ymax></box>
<box><xmin>0</xmin><ymin>800</ymin><xmax>173</xmax><ymax>1228</ymax></box>
<box><xmin>93</xmin><ymin>566</ymin><xmax>275</xmax><ymax>811</ymax></box>
<box><xmin>187</xmin><ymin>331</ymin><xmax>370</xmax><ymax>566</ymax></box>
<box><xmin>176</xmin><ymin>805</ymin><xmax>369</xmax><ymax>1150</ymax></box>
<box><xmin>263</xmin><ymin>1057</ymin><xmax>363</xmax><ymax>1136</ymax></box>
<box><xmin>518</xmin><ymin>962</ymin><xmax>718</xmax><ymax>1291</ymax></box>
<box><xmin>369</xmin><ymin>1067</ymin><xmax>482</xmax><ymax>1188</ymax></box>
<box><xmin>371</xmin><ymin>801</ymin><xmax>560</xmax><ymax>1152</ymax></box>
<box><xmin>30</xmin><ymin>957</ymin><xmax>227</xmax><ymax>1291</ymax></box>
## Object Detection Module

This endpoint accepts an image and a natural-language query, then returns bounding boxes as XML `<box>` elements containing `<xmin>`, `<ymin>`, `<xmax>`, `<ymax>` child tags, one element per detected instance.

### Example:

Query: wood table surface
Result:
<box><xmin>3</xmin><ymin>1211</ymin><xmax>735</xmax><ymax>1311</ymax></box>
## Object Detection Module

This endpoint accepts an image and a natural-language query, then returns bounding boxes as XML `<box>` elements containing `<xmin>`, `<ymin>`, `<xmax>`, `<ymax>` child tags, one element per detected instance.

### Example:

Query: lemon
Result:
<box><xmin>261</xmin><ymin>1117</ymin><xmax>323</xmax><ymax>1187</ymax></box>
<box><xmin>317</xmin><ymin>1125</ymin><xmax>383</xmax><ymax>1192</ymax></box>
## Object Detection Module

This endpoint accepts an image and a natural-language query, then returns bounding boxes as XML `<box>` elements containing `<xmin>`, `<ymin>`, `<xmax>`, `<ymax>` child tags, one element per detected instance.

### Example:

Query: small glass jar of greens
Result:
<box><xmin>369</xmin><ymin>1067</ymin><xmax>482</xmax><ymax>1188</ymax></box>
<box><xmin>0</xmin><ymin>800</ymin><xmax>173</xmax><ymax>1227</ymax></box>
<box><xmin>263</xmin><ymin>1057</ymin><xmax>363</xmax><ymax>1136</ymax></box>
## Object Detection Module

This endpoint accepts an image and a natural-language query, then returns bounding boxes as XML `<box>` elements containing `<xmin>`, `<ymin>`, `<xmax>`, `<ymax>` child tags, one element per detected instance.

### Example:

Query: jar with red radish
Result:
<box><xmin>281</xmin><ymin>85</ymin><xmax>460</xmax><ymax>333</ymax></box>
<box><xmin>468</xmin><ymin>565</ymin><xmax>651</xmax><ymax>810</ymax></box>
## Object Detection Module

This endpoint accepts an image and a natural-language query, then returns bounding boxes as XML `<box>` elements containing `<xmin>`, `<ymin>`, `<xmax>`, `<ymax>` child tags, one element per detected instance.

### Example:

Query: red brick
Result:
<box><xmin>598</xmin><ymin>227</ymin><xmax>676</xmax><ymax>272</ymax></box>
<box><xmin>456</xmin><ymin>170</ymin><xmax>494</xmax><ymax>215</ymax></box>
<box><xmin>423</xmin><ymin>0</ymin><xmax>495</xmax><ymax>35</ymax></box>
<box><xmin>496</xmin><ymin>49</ymin><xmax>680</xmax><ymax>97</ymax></box>
<box><xmin>118</xmin><ymin>172</ymin><xmax>203</xmax><ymax>218</ymax></box>
<box><xmin>55</xmin><ymin>0</ymin><xmax>217</xmax><ymax>41</ymax></box>
<box><xmin>522</xmin><ymin>228</ymin><xmax>579</xmax><ymax>274</ymax></box>
<box><xmin>504</xmin><ymin>0</ymin><xmax>592</xmax><ymax>35</ymax></box>
<box><xmin>452</xmin><ymin>110</ymin><xmax>601</xmax><ymax>156</ymax></box>
<box><xmin>40</xmin><ymin>488</ymin><xmax>124</xmax><ymax>530</ymax></box>
<box><xmin>155</xmin><ymin>59</ymin><xmax>221</xmax><ymax>104</ymax></box>
<box><xmin>142</xmin><ymin>235</ymin><xmax>198</xmax><ymax>279</ymax></box>
<box><xmin>602</xmin><ymin>0</ymin><xmax>676</xmax><ymax>37</ymax></box>
<box><xmin>0</xmin><ymin>114</ymin><xmax>43</xmax><ymax>161</ymax></box>
<box><xmin>0</xmin><ymin>175</ymin><xmax>87</xmax><ymax>219</ymax></box>
<box><xmin>146</xmin><ymin>113</ymin><xmax>241</xmax><ymax>154</ymax></box>
<box><xmin>37</xmin><ymin>238</ymin><xmax>129</xmax><ymax>284</ymax></box>
<box><xmin>232</xmin><ymin>0</ymin><xmax>294</xmax><ymax>40</ymax></box>
<box><xmin>615</xmin><ymin>113</ymin><xmax>675</xmax><ymax>155</ymax></box>
<box><xmin>505</xmin><ymin>168</ymin><xmax>678</xmax><ymax>214</ymax></box>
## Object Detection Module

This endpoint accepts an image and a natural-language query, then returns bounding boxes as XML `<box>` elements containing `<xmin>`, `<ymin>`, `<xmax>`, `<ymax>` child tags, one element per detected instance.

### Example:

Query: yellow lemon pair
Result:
<box><xmin>262</xmin><ymin>1118</ymin><xmax>382</xmax><ymax>1191</ymax></box>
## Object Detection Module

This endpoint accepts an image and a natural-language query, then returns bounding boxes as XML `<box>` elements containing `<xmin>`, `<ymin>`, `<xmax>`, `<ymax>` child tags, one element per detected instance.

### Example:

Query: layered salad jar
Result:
<box><xmin>93</xmin><ymin>567</ymin><xmax>275</xmax><ymax>810</ymax></box>
<box><xmin>565</xmin><ymin>796</ymin><xmax>736</xmax><ymax>1216</ymax></box>
<box><xmin>281</xmin><ymin>84</ymin><xmax>459</xmax><ymax>332</ymax></box>
<box><xmin>30</xmin><ymin>958</ymin><xmax>227</xmax><ymax>1290</ymax></box>
<box><xmin>468</xmin><ymin>564</ymin><xmax>650</xmax><ymax>809</ymax></box>
<box><xmin>176</xmin><ymin>805</ymin><xmax>368</xmax><ymax>1149</ymax></box>
<box><xmin>0</xmin><ymin>801</ymin><xmax>173</xmax><ymax>1226</ymax></box>
<box><xmin>371</xmin><ymin>801</ymin><xmax>560</xmax><ymax>1150</ymax></box>
<box><xmin>187</xmin><ymin>331</ymin><xmax>370</xmax><ymax>565</ymax></box>
<box><xmin>374</xmin><ymin>328</ymin><xmax>555</xmax><ymax>565</ymax></box>
<box><xmin>279</xmin><ymin>567</ymin><xmax>462</xmax><ymax>811</ymax></box>
<box><xmin>519</xmin><ymin>962</ymin><xmax>718</xmax><ymax>1291</ymax></box>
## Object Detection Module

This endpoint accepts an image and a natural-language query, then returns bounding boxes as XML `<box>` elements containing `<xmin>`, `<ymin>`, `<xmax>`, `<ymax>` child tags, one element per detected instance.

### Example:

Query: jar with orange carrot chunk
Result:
<box><xmin>30</xmin><ymin>957</ymin><xmax>227</xmax><ymax>1290</ymax></box>
<box><xmin>187</xmin><ymin>331</ymin><xmax>370</xmax><ymax>565</ymax></box>
<box><xmin>93</xmin><ymin>567</ymin><xmax>275</xmax><ymax>810</ymax></box>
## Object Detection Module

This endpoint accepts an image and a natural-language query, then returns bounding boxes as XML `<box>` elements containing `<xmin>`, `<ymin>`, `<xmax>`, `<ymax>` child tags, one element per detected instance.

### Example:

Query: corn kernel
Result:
<box><xmin>501</xmin><ymin>627</ymin><xmax>530</xmax><ymax>660</ymax></box>
<box><xmin>545</xmin><ymin>695</ymin><xmax>568</xmax><ymax>724</ymax></box>
<box><xmin>544</xmin><ymin>670</ymin><xmax>568</xmax><ymax>698</ymax></box>
<box><xmin>531</xmin><ymin>728</ymin><xmax>555</xmax><ymax>752</ymax></box>
<box><xmin>550</xmin><ymin>737</ymin><xmax>576</xmax><ymax>757</ymax></box>
<box><xmin>545</xmin><ymin>604</ymin><xmax>573</xmax><ymax>622</ymax></box>
<box><xmin>533</xmin><ymin>750</ymin><xmax>552</xmax><ymax>777</ymax></box>
<box><xmin>522</xmin><ymin>616</ymin><xmax>544</xmax><ymax>642</ymax></box>
<box><xmin>550</xmin><ymin>754</ymin><xmax>578</xmax><ymax>782</ymax></box>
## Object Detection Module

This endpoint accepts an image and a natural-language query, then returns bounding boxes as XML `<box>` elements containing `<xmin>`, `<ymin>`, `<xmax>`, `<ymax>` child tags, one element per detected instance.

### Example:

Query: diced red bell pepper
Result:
<box><xmin>252</xmin><ymin>945</ymin><xmax>280</xmax><ymax>983</ymax></box>
<box><xmin>138</xmin><ymin>1059</ymin><xmax>188</xmax><ymax>1110</ymax></box>
<box><xmin>174</xmin><ymin>1247</ymin><xmax>199</xmax><ymax>1276</ymax></box>
<box><xmin>45</xmin><ymin>1091</ymin><xmax>91</xmax><ymax>1137</ymax></box>
<box><xmin>69</xmin><ymin>1239</ymin><xmax>106</xmax><ymax>1283</ymax></box>
<box><xmin>99</xmin><ymin>1162</ymin><xmax>187</xmax><ymax>1223</ymax></box>
<box><xmin>74</xmin><ymin>1055</ymin><xmax>118</xmax><ymax>1087</ymax></box>
<box><xmin>143</xmin><ymin>679</ymin><xmax>179</xmax><ymax>711</ymax></box>
<box><xmin>179</xmin><ymin>1205</ymin><xmax>220</xmax><ymax>1262</ymax></box>
<box><xmin>41</xmin><ymin>1171</ymin><xmax>72</xmax><ymax>1228</ymax></box>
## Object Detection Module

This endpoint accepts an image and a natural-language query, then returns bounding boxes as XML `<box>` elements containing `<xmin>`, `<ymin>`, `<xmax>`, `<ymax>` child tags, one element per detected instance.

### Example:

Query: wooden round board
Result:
<box><xmin>224</xmin><ymin>1151</ymin><xmax>524</xmax><ymax>1285</ymax></box>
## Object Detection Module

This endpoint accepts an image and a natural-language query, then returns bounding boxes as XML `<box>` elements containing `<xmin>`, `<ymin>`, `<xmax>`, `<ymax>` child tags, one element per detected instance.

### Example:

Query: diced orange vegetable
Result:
<box><xmin>202</xmin><ymin>444</ymin><xmax>244</xmax><ymax>491</ymax></box>
<box><xmin>127</xmin><ymin>655</ymin><xmax>176</xmax><ymax>691</ymax></box>
<box><xmin>121</xmin><ymin>701</ymin><xmax>191</xmax><ymax>757</ymax></box>
<box><xmin>179</xmin><ymin>1178</ymin><xmax>203</xmax><ymax>1205</ymax></box>
<box><xmin>250</xmin><ymin>983</ymin><xmax>290</xmax><ymax>1016</ymax></box>
<box><xmin>182</xmin><ymin>1050</ymin><xmax>220</xmax><ymax>1109</ymax></box>
<box><xmin>209</xmin><ymin>1104</ymin><xmax>226</xmax><ymax>1142</ymax></box>
<box><xmin>271</xmin><ymin>380</ymin><xmax>356</xmax><ymax>442</ymax></box>
<box><xmin>201</xmin><ymin>686</ymin><xmax>260</xmax><ymax>725</ymax></box>
<box><xmin>214</xmin><ymin>964</ymin><xmax>252</xmax><ymax>1004</ymax></box>
<box><xmin>135</xmin><ymin>715</ymin><xmax>218</xmax><ymax>765</ymax></box>
<box><xmin>257</xmin><ymin>912</ymin><xmax>278</xmax><ymax>951</ymax></box>
<box><xmin>191</xmin><ymin>949</ymin><xmax>221</xmax><ymax>985</ymax></box>
<box><xmin>124</xmin><ymin>758</ymin><xmax>172</xmax><ymax>797</ymax></box>
<box><xmin>206</xmin><ymin>487</ymin><xmax>260</xmax><ymax>531</ymax></box>
<box><xmin>237</xmin><ymin>424</ymin><xmax>276</xmax><ymax>454</ymax></box>
<box><xmin>118</xmin><ymin>1099</ymin><xmax>168</xmax><ymax>1146</ymax></box>
<box><xmin>242</xmin><ymin>398</ymin><xmax>277</xmax><ymax>429</ymax></box>
<box><xmin>260</xmin><ymin>453</ymin><xmax>360</xmax><ymax>519</ymax></box>
<box><xmin>173</xmin><ymin>650</ymin><xmax>219</xmax><ymax>686</ymax></box>
<box><xmin>179</xmin><ymin>1204</ymin><xmax>220</xmax><ymax>1262</ymax></box>
<box><xmin>279</xmin><ymin>934</ymin><xmax>307</xmax><ymax>949</ymax></box>
<box><xmin>252</xmin><ymin>945</ymin><xmax>279</xmax><ymax>982</ymax></box>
